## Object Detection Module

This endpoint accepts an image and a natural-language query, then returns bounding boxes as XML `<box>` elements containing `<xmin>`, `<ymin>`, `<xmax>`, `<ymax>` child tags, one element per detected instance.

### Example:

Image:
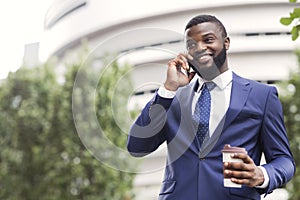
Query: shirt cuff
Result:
<box><xmin>157</xmin><ymin>86</ymin><xmax>176</xmax><ymax>98</ymax></box>
<box><xmin>256</xmin><ymin>166</ymin><xmax>270</xmax><ymax>189</ymax></box>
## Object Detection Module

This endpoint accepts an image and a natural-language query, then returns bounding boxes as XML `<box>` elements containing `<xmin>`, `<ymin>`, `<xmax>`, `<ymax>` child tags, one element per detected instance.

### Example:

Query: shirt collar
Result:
<box><xmin>196</xmin><ymin>69</ymin><xmax>233</xmax><ymax>92</ymax></box>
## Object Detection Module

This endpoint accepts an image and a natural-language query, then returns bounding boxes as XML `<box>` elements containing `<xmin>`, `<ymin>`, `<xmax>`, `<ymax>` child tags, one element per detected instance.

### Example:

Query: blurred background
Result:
<box><xmin>0</xmin><ymin>0</ymin><xmax>300</xmax><ymax>199</ymax></box>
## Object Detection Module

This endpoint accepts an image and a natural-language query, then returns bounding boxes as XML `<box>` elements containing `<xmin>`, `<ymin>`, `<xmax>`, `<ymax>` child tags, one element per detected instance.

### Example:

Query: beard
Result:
<box><xmin>213</xmin><ymin>45</ymin><xmax>227</xmax><ymax>69</ymax></box>
<box><xmin>189</xmin><ymin>45</ymin><xmax>227</xmax><ymax>80</ymax></box>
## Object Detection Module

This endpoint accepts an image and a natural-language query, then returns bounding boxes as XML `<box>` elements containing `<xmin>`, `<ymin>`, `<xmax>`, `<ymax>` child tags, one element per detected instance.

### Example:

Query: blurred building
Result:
<box><xmin>40</xmin><ymin>0</ymin><xmax>300</xmax><ymax>199</ymax></box>
<box><xmin>23</xmin><ymin>42</ymin><xmax>40</xmax><ymax>68</ymax></box>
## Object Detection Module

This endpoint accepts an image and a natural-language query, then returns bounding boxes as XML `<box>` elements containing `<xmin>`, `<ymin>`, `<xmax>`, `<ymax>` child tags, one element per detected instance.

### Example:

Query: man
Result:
<box><xmin>127</xmin><ymin>14</ymin><xmax>295</xmax><ymax>200</ymax></box>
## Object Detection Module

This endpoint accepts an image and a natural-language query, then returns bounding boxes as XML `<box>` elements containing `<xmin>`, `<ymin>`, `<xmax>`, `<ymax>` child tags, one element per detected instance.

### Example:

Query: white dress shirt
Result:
<box><xmin>192</xmin><ymin>69</ymin><xmax>232</xmax><ymax>137</ymax></box>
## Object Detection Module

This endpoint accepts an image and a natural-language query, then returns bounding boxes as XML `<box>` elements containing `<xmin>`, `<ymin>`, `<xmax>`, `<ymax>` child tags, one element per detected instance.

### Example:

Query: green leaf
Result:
<box><xmin>291</xmin><ymin>25</ymin><xmax>300</xmax><ymax>41</ymax></box>
<box><xmin>289</xmin><ymin>0</ymin><xmax>297</xmax><ymax>2</ymax></box>
<box><xmin>280</xmin><ymin>17</ymin><xmax>294</xmax><ymax>25</ymax></box>
<box><xmin>291</xmin><ymin>8</ymin><xmax>300</xmax><ymax>18</ymax></box>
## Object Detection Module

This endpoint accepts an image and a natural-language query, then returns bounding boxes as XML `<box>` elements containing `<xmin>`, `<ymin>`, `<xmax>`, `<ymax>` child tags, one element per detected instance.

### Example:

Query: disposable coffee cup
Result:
<box><xmin>222</xmin><ymin>144</ymin><xmax>247</xmax><ymax>188</ymax></box>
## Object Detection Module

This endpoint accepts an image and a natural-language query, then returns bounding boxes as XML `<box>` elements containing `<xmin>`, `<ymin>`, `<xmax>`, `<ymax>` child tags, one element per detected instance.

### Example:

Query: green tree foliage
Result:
<box><xmin>280</xmin><ymin>0</ymin><xmax>300</xmax><ymax>40</ymax></box>
<box><xmin>278</xmin><ymin>50</ymin><xmax>300</xmax><ymax>200</ymax></box>
<box><xmin>0</xmin><ymin>58</ymin><xmax>135</xmax><ymax>199</ymax></box>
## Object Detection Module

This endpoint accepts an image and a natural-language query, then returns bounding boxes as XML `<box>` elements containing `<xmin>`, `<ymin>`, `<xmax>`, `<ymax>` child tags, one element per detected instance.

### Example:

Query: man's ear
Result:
<box><xmin>224</xmin><ymin>37</ymin><xmax>230</xmax><ymax>50</ymax></box>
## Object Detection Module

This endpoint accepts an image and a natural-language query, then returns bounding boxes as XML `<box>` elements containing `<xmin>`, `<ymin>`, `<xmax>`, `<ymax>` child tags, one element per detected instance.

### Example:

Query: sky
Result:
<box><xmin>0</xmin><ymin>0</ymin><xmax>52</xmax><ymax>79</ymax></box>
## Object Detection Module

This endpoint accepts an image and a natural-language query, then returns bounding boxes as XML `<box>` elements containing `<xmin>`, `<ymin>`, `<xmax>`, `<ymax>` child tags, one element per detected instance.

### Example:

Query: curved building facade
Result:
<box><xmin>40</xmin><ymin>0</ymin><xmax>299</xmax><ymax>199</ymax></box>
<box><xmin>40</xmin><ymin>0</ymin><xmax>300</xmax><ymax>106</ymax></box>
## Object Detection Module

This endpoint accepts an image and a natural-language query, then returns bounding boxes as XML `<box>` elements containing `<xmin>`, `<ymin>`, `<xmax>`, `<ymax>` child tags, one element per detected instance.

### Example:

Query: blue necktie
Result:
<box><xmin>193</xmin><ymin>82</ymin><xmax>215</xmax><ymax>148</ymax></box>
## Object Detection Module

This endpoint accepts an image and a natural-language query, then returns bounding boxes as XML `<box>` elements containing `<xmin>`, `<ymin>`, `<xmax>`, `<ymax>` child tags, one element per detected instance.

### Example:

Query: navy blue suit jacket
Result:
<box><xmin>127</xmin><ymin>73</ymin><xmax>295</xmax><ymax>200</ymax></box>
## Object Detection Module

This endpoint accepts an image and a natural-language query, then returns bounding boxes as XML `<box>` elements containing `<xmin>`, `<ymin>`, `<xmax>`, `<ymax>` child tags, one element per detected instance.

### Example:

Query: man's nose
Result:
<box><xmin>197</xmin><ymin>42</ymin><xmax>207</xmax><ymax>51</ymax></box>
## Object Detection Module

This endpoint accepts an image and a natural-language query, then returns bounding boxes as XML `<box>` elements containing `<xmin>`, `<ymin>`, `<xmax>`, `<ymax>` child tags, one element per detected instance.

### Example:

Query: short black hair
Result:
<box><xmin>185</xmin><ymin>14</ymin><xmax>227</xmax><ymax>38</ymax></box>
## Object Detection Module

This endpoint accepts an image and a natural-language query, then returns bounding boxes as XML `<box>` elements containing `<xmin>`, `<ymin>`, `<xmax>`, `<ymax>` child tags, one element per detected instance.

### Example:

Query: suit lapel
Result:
<box><xmin>174</xmin><ymin>81</ymin><xmax>199</xmax><ymax>155</ymax></box>
<box><xmin>223</xmin><ymin>73</ymin><xmax>251</xmax><ymax>131</ymax></box>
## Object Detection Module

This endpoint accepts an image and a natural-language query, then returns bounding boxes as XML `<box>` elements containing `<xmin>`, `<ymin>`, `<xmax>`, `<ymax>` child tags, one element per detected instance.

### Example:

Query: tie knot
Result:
<box><xmin>203</xmin><ymin>82</ymin><xmax>215</xmax><ymax>91</ymax></box>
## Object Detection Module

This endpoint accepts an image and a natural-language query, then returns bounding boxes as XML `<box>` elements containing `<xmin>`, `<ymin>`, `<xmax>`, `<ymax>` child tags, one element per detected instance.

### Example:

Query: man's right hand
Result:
<box><xmin>164</xmin><ymin>53</ymin><xmax>196</xmax><ymax>91</ymax></box>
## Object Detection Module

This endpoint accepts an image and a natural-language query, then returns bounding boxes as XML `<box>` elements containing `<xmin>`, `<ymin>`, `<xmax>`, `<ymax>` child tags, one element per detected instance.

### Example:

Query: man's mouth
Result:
<box><xmin>195</xmin><ymin>52</ymin><xmax>213</xmax><ymax>64</ymax></box>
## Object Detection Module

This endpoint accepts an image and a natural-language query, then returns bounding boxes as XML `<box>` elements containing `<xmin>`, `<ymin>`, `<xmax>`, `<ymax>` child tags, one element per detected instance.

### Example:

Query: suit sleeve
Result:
<box><xmin>126</xmin><ymin>92</ymin><xmax>173</xmax><ymax>157</ymax></box>
<box><xmin>259</xmin><ymin>86</ymin><xmax>295</xmax><ymax>195</ymax></box>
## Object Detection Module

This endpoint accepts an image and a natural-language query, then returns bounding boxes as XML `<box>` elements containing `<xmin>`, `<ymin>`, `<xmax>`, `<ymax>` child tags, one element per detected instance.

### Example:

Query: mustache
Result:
<box><xmin>192</xmin><ymin>50</ymin><xmax>212</xmax><ymax>60</ymax></box>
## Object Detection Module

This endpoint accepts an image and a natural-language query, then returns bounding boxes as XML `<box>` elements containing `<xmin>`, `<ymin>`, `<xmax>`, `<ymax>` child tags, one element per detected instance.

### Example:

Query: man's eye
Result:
<box><xmin>205</xmin><ymin>38</ymin><xmax>215</xmax><ymax>43</ymax></box>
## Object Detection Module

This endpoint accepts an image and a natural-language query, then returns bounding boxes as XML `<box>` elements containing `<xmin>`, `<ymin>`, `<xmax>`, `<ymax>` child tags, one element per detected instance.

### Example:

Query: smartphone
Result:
<box><xmin>188</xmin><ymin>61</ymin><xmax>196</xmax><ymax>73</ymax></box>
<box><xmin>181</xmin><ymin>60</ymin><xmax>196</xmax><ymax>76</ymax></box>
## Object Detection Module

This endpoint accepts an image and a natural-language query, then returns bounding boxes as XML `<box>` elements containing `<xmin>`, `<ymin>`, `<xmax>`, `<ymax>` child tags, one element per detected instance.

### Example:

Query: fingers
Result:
<box><xmin>224</xmin><ymin>163</ymin><xmax>254</xmax><ymax>178</ymax></box>
<box><xmin>224</xmin><ymin>164</ymin><xmax>254</xmax><ymax>186</ymax></box>
<box><xmin>164</xmin><ymin>53</ymin><xmax>195</xmax><ymax>90</ymax></box>
<box><xmin>180</xmin><ymin>52</ymin><xmax>194</xmax><ymax>70</ymax></box>
<box><xmin>167</xmin><ymin>54</ymin><xmax>188</xmax><ymax>78</ymax></box>
<box><xmin>224</xmin><ymin>153</ymin><xmax>254</xmax><ymax>171</ymax></box>
<box><xmin>175</xmin><ymin>54</ymin><xmax>189</xmax><ymax>71</ymax></box>
<box><xmin>231</xmin><ymin>153</ymin><xmax>252</xmax><ymax>164</ymax></box>
<box><xmin>223</xmin><ymin>154</ymin><xmax>262</xmax><ymax>187</ymax></box>
<box><xmin>230</xmin><ymin>177</ymin><xmax>251</xmax><ymax>186</ymax></box>
<box><xmin>168</xmin><ymin>53</ymin><xmax>193</xmax><ymax>72</ymax></box>
<box><xmin>224</xmin><ymin>166</ymin><xmax>264</xmax><ymax>187</ymax></box>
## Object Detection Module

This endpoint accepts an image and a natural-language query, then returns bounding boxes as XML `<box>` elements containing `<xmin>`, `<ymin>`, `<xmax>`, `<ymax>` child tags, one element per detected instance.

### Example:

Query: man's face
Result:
<box><xmin>185</xmin><ymin>22</ymin><xmax>230</xmax><ymax>80</ymax></box>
